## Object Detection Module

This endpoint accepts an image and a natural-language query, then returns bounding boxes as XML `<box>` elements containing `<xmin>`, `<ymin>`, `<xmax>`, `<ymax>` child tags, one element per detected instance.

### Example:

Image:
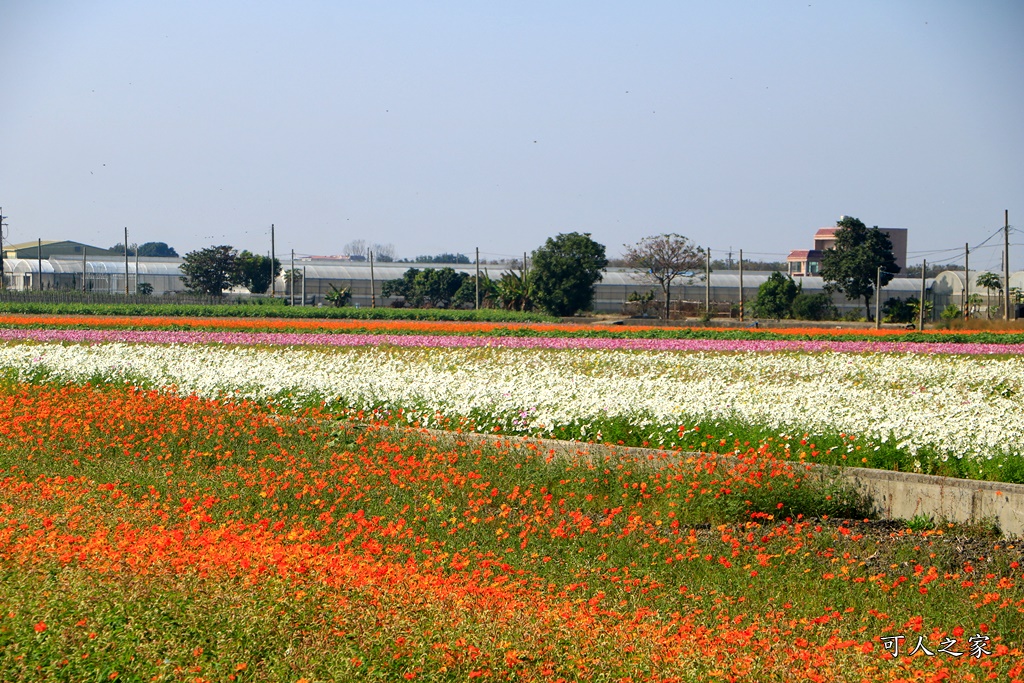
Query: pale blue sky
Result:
<box><xmin>1</xmin><ymin>1</ymin><xmax>1021</xmax><ymax>270</ymax></box>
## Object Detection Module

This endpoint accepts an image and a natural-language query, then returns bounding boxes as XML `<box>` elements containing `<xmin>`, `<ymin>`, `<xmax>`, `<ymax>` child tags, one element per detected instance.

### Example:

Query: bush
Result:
<box><xmin>790</xmin><ymin>292</ymin><xmax>837</xmax><ymax>321</ymax></box>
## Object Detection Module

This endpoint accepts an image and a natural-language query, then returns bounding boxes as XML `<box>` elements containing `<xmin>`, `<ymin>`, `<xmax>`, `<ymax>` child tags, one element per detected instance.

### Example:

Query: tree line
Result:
<box><xmin>175</xmin><ymin>216</ymin><xmax>908</xmax><ymax>320</ymax></box>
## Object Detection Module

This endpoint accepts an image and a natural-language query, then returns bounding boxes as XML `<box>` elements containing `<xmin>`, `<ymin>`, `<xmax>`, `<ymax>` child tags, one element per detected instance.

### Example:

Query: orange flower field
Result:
<box><xmin>0</xmin><ymin>384</ymin><xmax>1020</xmax><ymax>681</ymax></box>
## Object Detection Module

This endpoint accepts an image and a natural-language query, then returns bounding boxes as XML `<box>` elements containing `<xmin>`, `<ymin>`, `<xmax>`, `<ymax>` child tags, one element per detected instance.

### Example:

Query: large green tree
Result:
<box><xmin>137</xmin><ymin>242</ymin><xmax>179</xmax><ymax>257</ymax></box>
<box><xmin>531</xmin><ymin>233</ymin><xmax>608</xmax><ymax>317</ymax></box>
<box><xmin>235</xmin><ymin>251</ymin><xmax>281</xmax><ymax>295</ymax></box>
<box><xmin>819</xmin><ymin>217</ymin><xmax>900</xmax><ymax>320</ymax></box>
<box><xmin>179</xmin><ymin>245</ymin><xmax>241</xmax><ymax>296</ymax></box>
<box><xmin>623</xmin><ymin>234</ymin><xmax>705</xmax><ymax>319</ymax></box>
<box><xmin>381</xmin><ymin>267</ymin><xmax>469</xmax><ymax>308</ymax></box>
<box><xmin>753</xmin><ymin>272</ymin><xmax>800</xmax><ymax>320</ymax></box>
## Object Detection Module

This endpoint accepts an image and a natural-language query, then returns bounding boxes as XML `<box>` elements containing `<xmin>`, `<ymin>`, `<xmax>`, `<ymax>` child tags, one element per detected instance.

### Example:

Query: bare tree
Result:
<box><xmin>623</xmin><ymin>234</ymin><xmax>705</xmax><ymax>319</ymax></box>
<box><xmin>372</xmin><ymin>243</ymin><xmax>396</xmax><ymax>262</ymax></box>
<box><xmin>342</xmin><ymin>240</ymin><xmax>368</xmax><ymax>258</ymax></box>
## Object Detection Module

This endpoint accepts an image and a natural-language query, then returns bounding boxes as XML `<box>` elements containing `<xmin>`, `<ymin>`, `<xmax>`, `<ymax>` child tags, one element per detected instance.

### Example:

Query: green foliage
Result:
<box><xmin>976</xmin><ymin>272</ymin><xmax>1003</xmax><ymax>318</ymax></box>
<box><xmin>413</xmin><ymin>253</ymin><xmax>471</xmax><ymax>264</ymax></box>
<box><xmin>179</xmin><ymin>246</ymin><xmax>241</xmax><ymax>296</ymax></box>
<box><xmin>940</xmin><ymin>304</ymin><xmax>962</xmax><ymax>322</ymax></box>
<box><xmin>753</xmin><ymin>272</ymin><xmax>799</xmax><ymax>320</ymax></box>
<box><xmin>790</xmin><ymin>292</ymin><xmax>837</xmax><ymax>321</ymax></box>
<box><xmin>494</xmin><ymin>268</ymin><xmax>535</xmax><ymax>311</ymax></box>
<box><xmin>381</xmin><ymin>268</ymin><xmax>470</xmax><ymax>308</ymax></box>
<box><xmin>136</xmin><ymin>282</ymin><xmax>154</xmax><ymax>296</ymax></box>
<box><xmin>0</xmin><ymin>301</ymin><xmax>557</xmax><ymax>321</ymax></box>
<box><xmin>137</xmin><ymin>241</ymin><xmax>179</xmax><ymax>257</ymax></box>
<box><xmin>531</xmin><ymin>232</ymin><xmax>608</xmax><ymax>316</ymax></box>
<box><xmin>324</xmin><ymin>283</ymin><xmax>352</xmax><ymax>307</ymax></box>
<box><xmin>819</xmin><ymin>216</ymin><xmax>900</xmax><ymax>319</ymax></box>
<box><xmin>235</xmin><ymin>251</ymin><xmax>281</xmax><ymax>295</ymax></box>
<box><xmin>627</xmin><ymin>289</ymin><xmax>657</xmax><ymax>317</ymax></box>
<box><xmin>882</xmin><ymin>297</ymin><xmax>915</xmax><ymax>324</ymax></box>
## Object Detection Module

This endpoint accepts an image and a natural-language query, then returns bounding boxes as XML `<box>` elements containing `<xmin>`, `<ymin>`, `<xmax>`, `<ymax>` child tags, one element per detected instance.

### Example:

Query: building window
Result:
<box><xmin>808</xmin><ymin>261</ymin><xmax>819</xmax><ymax>275</ymax></box>
<box><xmin>791</xmin><ymin>262</ymin><xmax>802</xmax><ymax>274</ymax></box>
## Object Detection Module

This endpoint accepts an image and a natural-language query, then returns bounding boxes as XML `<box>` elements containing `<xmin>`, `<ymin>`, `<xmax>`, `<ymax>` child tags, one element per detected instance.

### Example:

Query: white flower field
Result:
<box><xmin>2</xmin><ymin>341</ymin><xmax>1021</xmax><ymax>470</ymax></box>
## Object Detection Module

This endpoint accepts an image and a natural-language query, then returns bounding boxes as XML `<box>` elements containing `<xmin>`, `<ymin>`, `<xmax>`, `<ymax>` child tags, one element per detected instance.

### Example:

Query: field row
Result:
<box><xmin>1</xmin><ymin>313</ymin><xmax>1023</xmax><ymax>344</ymax></box>
<box><xmin>1</xmin><ymin>340</ymin><xmax>1022</xmax><ymax>481</ymax></box>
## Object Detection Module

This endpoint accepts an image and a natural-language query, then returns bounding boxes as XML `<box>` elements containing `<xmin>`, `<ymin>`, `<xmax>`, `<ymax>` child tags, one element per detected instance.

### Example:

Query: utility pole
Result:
<box><xmin>369</xmin><ymin>250</ymin><xmax>376</xmax><ymax>308</ymax></box>
<box><xmin>0</xmin><ymin>207</ymin><xmax>6</xmax><ymax>291</ymax></box>
<box><xmin>738</xmin><ymin>249</ymin><xmax>744</xmax><ymax>323</ymax></box>
<box><xmin>475</xmin><ymin>247</ymin><xmax>480</xmax><ymax>310</ymax></box>
<box><xmin>290</xmin><ymin>249</ymin><xmax>295</xmax><ymax>306</ymax></box>
<box><xmin>964</xmin><ymin>242</ymin><xmax>970</xmax><ymax>319</ymax></box>
<box><xmin>37</xmin><ymin>238</ymin><xmax>42</xmax><ymax>291</ymax></box>
<box><xmin>82</xmin><ymin>246</ymin><xmax>87</xmax><ymax>292</ymax></box>
<box><xmin>301</xmin><ymin>266</ymin><xmax>306</xmax><ymax>307</ymax></box>
<box><xmin>270</xmin><ymin>224</ymin><xmax>276</xmax><ymax>297</ymax></box>
<box><xmin>135</xmin><ymin>247</ymin><xmax>139</xmax><ymax>295</ymax></box>
<box><xmin>124</xmin><ymin>228</ymin><xmax>129</xmax><ymax>295</ymax></box>
<box><xmin>875</xmin><ymin>266</ymin><xmax>882</xmax><ymax>329</ymax></box>
<box><xmin>1005</xmin><ymin>210</ymin><xmax>1012</xmax><ymax>321</ymax></box>
<box><xmin>918</xmin><ymin>259</ymin><xmax>927</xmax><ymax>331</ymax></box>
<box><xmin>705</xmin><ymin>247</ymin><xmax>711</xmax><ymax>315</ymax></box>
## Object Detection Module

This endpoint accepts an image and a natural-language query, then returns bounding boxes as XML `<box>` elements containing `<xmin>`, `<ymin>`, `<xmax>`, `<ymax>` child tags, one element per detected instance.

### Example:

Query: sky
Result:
<box><xmin>1</xmin><ymin>1</ymin><xmax>1022</xmax><ymax>271</ymax></box>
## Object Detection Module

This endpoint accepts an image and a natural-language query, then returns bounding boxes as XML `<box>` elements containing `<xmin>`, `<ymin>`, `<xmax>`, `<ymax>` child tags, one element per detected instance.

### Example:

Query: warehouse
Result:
<box><xmin>1</xmin><ymin>256</ymin><xmax>940</xmax><ymax>318</ymax></box>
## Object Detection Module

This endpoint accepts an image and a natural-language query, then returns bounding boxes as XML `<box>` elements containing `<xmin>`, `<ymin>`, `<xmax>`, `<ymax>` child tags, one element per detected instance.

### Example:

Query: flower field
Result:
<box><xmin>0</xmin><ymin>384</ymin><xmax>1021</xmax><ymax>682</ymax></box>
<box><xmin>1</xmin><ymin>316</ymin><xmax>1023</xmax><ymax>681</ymax></box>
<box><xmin>0</xmin><ymin>333</ymin><xmax>1021</xmax><ymax>480</ymax></box>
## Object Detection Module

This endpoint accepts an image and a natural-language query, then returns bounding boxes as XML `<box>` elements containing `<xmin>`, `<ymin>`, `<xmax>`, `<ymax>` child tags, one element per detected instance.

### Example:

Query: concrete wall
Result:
<box><xmin>417</xmin><ymin>429</ymin><xmax>1024</xmax><ymax>537</ymax></box>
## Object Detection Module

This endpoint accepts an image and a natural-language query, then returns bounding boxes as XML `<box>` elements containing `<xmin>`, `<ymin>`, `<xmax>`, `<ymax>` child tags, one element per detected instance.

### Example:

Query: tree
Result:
<box><xmin>623</xmin><ymin>234</ymin><xmax>705</xmax><ymax>320</ymax></box>
<box><xmin>235</xmin><ymin>251</ymin><xmax>281</xmax><ymax>295</ymax></box>
<box><xmin>414</xmin><ymin>253</ymin><xmax>471</xmax><ymax>264</ymax></box>
<box><xmin>380</xmin><ymin>268</ymin><xmax>469</xmax><ymax>308</ymax></box>
<box><xmin>819</xmin><ymin>216</ymin><xmax>900</xmax><ymax>320</ymax></box>
<box><xmin>753</xmin><ymin>272</ymin><xmax>800</xmax><ymax>320</ymax></box>
<box><xmin>532</xmin><ymin>233</ymin><xmax>608</xmax><ymax>317</ymax></box>
<box><xmin>324</xmin><ymin>283</ymin><xmax>352</xmax><ymax>307</ymax></box>
<box><xmin>179</xmin><ymin>245</ymin><xmax>241</xmax><ymax>296</ymax></box>
<box><xmin>494</xmin><ymin>268</ymin><xmax>535</xmax><ymax>312</ymax></box>
<box><xmin>136</xmin><ymin>282</ymin><xmax>154</xmax><ymax>296</ymax></box>
<box><xmin>381</xmin><ymin>268</ymin><xmax>421</xmax><ymax>305</ymax></box>
<box><xmin>137</xmin><ymin>242</ymin><xmax>179</xmax><ymax>257</ymax></box>
<box><xmin>109</xmin><ymin>242</ymin><xmax>137</xmax><ymax>256</ymax></box>
<box><xmin>976</xmin><ymin>272</ymin><xmax>1003</xmax><ymax>318</ymax></box>
<box><xmin>791</xmin><ymin>292</ymin><xmax>837</xmax><ymax>321</ymax></box>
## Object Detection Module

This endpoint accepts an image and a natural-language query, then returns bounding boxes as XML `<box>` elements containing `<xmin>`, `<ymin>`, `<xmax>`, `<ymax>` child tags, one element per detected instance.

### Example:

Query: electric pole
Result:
<box><xmin>1005</xmin><ymin>210</ymin><xmax>1012</xmax><ymax>321</ymax></box>
<box><xmin>919</xmin><ymin>259</ymin><xmax>927</xmax><ymax>331</ymax></box>
<box><xmin>290</xmin><ymin>249</ymin><xmax>295</xmax><ymax>306</ymax></box>
<box><xmin>705</xmin><ymin>247</ymin><xmax>711</xmax><ymax>315</ymax></box>
<box><xmin>738</xmin><ymin>249</ymin><xmax>744</xmax><ymax>323</ymax></box>
<box><xmin>270</xmin><ymin>224</ymin><xmax>276</xmax><ymax>297</ymax></box>
<box><xmin>369</xmin><ymin>250</ymin><xmax>376</xmax><ymax>308</ymax></box>
<box><xmin>475</xmin><ymin>247</ymin><xmax>480</xmax><ymax>310</ymax></box>
<box><xmin>964</xmin><ymin>243</ymin><xmax>970</xmax><ymax>319</ymax></box>
<box><xmin>124</xmin><ymin>227</ymin><xmax>129</xmax><ymax>295</ymax></box>
<box><xmin>875</xmin><ymin>266</ymin><xmax>882</xmax><ymax>329</ymax></box>
<box><xmin>0</xmin><ymin>207</ymin><xmax>6</xmax><ymax>291</ymax></box>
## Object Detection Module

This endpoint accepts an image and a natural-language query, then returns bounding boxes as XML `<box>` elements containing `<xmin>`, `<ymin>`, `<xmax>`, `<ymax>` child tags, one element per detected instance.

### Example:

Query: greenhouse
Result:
<box><xmin>0</xmin><ymin>256</ymin><xmax>950</xmax><ymax>317</ymax></box>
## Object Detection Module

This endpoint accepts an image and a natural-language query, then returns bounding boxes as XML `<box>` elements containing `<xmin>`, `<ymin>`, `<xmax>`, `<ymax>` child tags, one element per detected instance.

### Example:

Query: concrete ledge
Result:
<box><xmin>815</xmin><ymin>465</ymin><xmax>1024</xmax><ymax>538</ymax></box>
<box><xmin>408</xmin><ymin>428</ymin><xmax>1024</xmax><ymax>538</ymax></box>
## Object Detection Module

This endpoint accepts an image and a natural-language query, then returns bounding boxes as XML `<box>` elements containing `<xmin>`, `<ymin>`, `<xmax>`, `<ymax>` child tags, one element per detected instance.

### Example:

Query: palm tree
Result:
<box><xmin>976</xmin><ymin>272</ymin><xmax>1003</xmax><ymax>319</ymax></box>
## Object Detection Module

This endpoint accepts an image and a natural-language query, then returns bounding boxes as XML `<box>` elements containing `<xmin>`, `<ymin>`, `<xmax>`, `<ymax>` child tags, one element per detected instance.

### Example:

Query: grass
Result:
<box><xmin>0</xmin><ymin>382</ymin><xmax>1020</xmax><ymax>681</ymax></box>
<box><xmin>0</xmin><ymin>301</ymin><xmax>558</xmax><ymax>323</ymax></box>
